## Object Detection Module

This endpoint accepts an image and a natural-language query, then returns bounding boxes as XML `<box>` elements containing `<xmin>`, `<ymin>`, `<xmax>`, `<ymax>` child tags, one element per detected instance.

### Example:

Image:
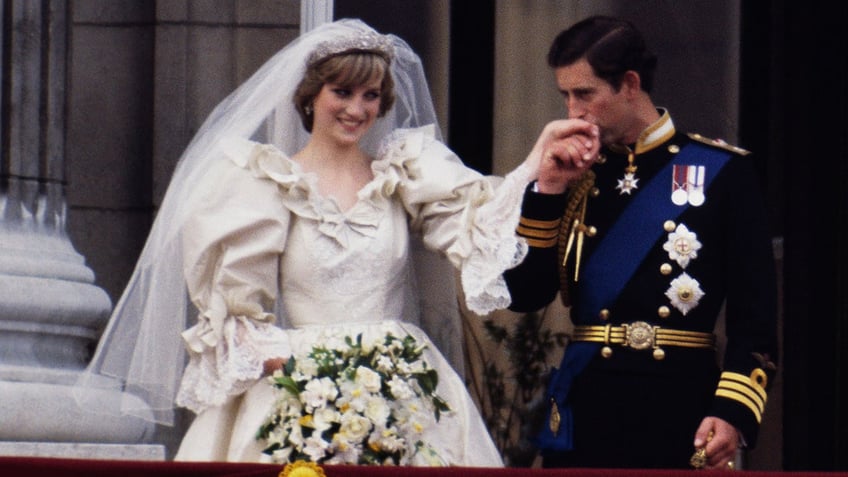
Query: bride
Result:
<box><xmin>75</xmin><ymin>19</ymin><xmax>596</xmax><ymax>466</ymax></box>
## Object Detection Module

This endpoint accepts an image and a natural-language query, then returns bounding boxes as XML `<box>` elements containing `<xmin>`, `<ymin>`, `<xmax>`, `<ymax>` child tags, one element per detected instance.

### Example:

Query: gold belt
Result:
<box><xmin>571</xmin><ymin>322</ymin><xmax>715</xmax><ymax>360</ymax></box>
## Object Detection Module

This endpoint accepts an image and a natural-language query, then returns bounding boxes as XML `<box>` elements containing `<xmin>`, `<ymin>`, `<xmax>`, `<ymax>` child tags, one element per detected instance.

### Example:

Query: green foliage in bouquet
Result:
<box><xmin>257</xmin><ymin>332</ymin><xmax>451</xmax><ymax>465</ymax></box>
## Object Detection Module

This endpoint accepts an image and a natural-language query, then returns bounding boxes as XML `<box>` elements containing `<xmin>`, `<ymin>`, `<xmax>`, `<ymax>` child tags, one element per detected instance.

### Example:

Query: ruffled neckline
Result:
<box><xmin>219</xmin><ymin>125</ymin><xmax>438</xmax><ymax>247</ymax></box>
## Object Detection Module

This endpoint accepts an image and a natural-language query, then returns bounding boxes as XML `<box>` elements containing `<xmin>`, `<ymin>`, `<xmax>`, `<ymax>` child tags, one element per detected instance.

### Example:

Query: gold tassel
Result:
<box><xmin>549</xmin><ymin>398</ymin><xmax>561</xmax><ymax>436</ymax></box>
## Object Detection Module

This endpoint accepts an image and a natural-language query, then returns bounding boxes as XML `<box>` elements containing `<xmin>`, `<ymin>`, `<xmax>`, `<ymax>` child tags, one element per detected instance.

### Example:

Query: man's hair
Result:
<box><xmin>547</xmin><ymin>15</ymin><xmax>657</xmax><ymax>93</ymax></box>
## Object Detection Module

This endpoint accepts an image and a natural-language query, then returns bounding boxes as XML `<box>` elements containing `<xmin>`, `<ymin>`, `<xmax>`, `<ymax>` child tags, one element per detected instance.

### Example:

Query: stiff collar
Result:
<box><xmin>609</xmin><ymin>109</ymin><xmax>675</xmax><ymax>156</ymax></box>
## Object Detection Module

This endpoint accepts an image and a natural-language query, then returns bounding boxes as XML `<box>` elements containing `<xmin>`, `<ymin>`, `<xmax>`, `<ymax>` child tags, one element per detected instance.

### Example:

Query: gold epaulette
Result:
<box><xmin>687</xmin><ymin>132</ymin><xmax>750</xmax><ymax>155</ymax></box>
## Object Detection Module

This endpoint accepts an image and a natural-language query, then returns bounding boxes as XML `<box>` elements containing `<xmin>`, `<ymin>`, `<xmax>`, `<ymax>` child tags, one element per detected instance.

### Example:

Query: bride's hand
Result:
<box><xmin>526</xmin><ymin>119</ymin><xmax>600</xmax><ymax>193</ymax></box>
<box><xmin>263</xmin><ymin>357</ymin><xmax>288</xmax><ymax>376</ymax></box>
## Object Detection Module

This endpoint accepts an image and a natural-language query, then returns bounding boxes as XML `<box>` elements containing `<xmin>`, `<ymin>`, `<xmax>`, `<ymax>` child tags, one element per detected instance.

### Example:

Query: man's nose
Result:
<box><xmin>566</xmin><ymin>99</ymin><xmax>583</xmax><ymax>119</ymax></box>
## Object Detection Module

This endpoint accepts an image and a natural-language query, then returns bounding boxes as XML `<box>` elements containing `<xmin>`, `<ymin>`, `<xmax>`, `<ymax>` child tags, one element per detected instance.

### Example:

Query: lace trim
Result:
<box><xmin>176</xmin><ymin>316</ymin><xmax>290</xmax><ymax>414</ymax></box>
<box><xmin>462</xmin><ymin>162</ymin><xmax>533</xmax><ymax>315</ymax></box>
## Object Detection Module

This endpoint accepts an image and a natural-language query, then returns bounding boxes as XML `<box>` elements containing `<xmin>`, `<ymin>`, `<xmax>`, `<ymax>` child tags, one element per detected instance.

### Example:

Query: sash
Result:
<box><xmin>535</xmin><ymin>142</ymin><xmax>732</xmax><ymax>452</ymax></box>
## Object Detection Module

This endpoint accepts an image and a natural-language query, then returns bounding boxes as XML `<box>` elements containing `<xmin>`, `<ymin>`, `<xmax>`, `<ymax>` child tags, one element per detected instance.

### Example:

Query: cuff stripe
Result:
<box><xmin>523</xmin><ymin>237</ymin><xmax>558</xmax><ymax>248</ymax></box>
<box><xmin>715</xmin><ymin>388</ymin><xmax>763</xmax><ymax>423</ymax></box>
<box><xmin>519</xmin><ymin>217</ymin><xmax>562</xmax><ymax>229</ymax></box>
<box><xmin>721</xmin><ymin>371</ymin><xmax>768</xmax><ymax>401</ymax></box>
<box><xmin>516</xmin><ymin>225</ymin><xmax>559</xmax><ymax>239</ymax></box>
<box><xmin>716</xmin><ymin>370</ymin><xmax>769</xmax><ymax>424</ymax></box>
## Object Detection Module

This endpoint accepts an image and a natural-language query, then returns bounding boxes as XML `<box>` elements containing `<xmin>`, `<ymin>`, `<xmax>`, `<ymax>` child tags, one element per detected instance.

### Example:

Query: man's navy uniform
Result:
<box><xmin>505</xmin><ymin>111</ymin><xmax>778</xmax><ymax>468</ymax></box>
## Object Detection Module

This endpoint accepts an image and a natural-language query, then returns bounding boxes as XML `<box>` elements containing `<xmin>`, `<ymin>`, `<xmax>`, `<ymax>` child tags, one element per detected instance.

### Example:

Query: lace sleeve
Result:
<box><xmin>460</xmin><ymin>162</ymin><xmax>533</xmax><ymax>314</ymax></box>
<box><xmin>375</xmin><ymin>126</ymin><xmax>533</xmax><ymax>316</ymax></box>
<box><xmin>175</xmin><ymin>143</ymin><xmax>293</xmax><ymax>414</ymax></box>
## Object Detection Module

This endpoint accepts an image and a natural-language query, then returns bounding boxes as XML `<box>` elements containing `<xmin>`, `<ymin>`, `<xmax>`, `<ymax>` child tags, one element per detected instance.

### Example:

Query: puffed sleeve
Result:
<box><xmin>175</xmin><ymin>138</ymin><xmax>293</xmax><ymax>414</ymax></box>
<box><xmin>372</xmin><ymin>125</ymin><xmax>535</xmax><ymax>315</ymax></box>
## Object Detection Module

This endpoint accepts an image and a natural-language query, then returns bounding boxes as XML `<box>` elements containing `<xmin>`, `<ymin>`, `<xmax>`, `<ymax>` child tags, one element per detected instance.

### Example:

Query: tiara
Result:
<box><xmin>307</xmin><ymin>29</ymin><xmax>395</xmax><ymax>66</ymax></box>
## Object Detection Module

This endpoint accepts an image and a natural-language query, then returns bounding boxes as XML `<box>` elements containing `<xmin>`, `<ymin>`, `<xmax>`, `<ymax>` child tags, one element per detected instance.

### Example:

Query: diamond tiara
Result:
<box><xmin>307</xmin><ymin>29</ymin><xmax>395</xmax><ymax>66</ymax></box>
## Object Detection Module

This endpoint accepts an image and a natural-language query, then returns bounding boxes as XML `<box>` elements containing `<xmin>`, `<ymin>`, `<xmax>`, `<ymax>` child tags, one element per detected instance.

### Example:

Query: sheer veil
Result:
<box><xmin>74</xmin><ymin>19</ymin><xmax>450</xmax><ymax>426</ymax></box>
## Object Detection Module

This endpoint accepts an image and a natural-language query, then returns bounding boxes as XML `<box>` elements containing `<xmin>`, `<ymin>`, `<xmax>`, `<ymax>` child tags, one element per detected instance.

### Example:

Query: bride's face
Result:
<box><xmin>311</xmin><ymin>76</ymin><xmax>383</xmax><ymax>146</ymax></box>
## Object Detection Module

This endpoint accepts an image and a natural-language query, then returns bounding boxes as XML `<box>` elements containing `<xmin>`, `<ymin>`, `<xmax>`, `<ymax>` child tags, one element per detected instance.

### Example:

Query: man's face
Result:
<box><xmin>554</xmin><ymin>58</ymin><xmax>632</xmax><ymax>146</ymax></box>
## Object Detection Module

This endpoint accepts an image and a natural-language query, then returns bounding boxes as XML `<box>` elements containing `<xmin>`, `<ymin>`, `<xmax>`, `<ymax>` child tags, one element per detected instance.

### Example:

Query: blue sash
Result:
<box><xmin>535</xmin><ymin>142</ymin><xmax>732</xmax><ymax>452</ymax></box>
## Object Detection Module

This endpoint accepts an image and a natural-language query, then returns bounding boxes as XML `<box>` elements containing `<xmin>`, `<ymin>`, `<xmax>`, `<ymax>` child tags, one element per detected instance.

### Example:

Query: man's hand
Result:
<box><xmin>693</xmin><ymin>416</ymin><xmax>739</xmax><ymax>470</ymax></box>
<box><xmin>526</xmin><ymin>119</ymin><xmax>600</xmax><ymax>194</ymax></box>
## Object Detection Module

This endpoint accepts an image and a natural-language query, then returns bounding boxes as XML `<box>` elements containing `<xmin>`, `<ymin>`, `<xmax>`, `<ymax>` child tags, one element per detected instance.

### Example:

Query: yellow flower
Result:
<box><xmin>299</xmin><ymin>414</ymin><xmax>314</xmax><ymax>427</ymax></box>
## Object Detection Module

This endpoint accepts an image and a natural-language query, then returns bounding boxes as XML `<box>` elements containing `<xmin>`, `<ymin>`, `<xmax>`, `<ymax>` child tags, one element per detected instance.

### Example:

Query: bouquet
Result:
<box><xmin>257</xmin><ymin>332</ymin><xmax>451</xmax><ymax>465</ymax></box>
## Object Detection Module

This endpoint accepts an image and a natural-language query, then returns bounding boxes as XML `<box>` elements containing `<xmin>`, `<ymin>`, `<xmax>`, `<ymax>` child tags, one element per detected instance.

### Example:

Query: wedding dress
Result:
<box><xmin>173</xmin><ymin>126</ymin><xmax>531</xmax><ymax>464</ymax></box>
<box><xmin>73</xmin><ymin>19</ymin><xmax>534</xmax><ymax>467</ymax></box>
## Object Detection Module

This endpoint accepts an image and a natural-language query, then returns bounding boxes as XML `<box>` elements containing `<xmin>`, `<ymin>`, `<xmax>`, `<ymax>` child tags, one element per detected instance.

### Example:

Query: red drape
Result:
<box><xmin>0</xmin><ymin>457</ymin><xmax>841</xmax><ymax>477</ymax></box>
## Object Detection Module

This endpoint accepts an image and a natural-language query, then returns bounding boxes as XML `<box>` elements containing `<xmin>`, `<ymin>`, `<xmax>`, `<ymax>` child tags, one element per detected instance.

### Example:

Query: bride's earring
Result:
<box><xmin>305</xmin><ymin>104</ymin><xmax>313</xmax><ymax>115</ymax></box>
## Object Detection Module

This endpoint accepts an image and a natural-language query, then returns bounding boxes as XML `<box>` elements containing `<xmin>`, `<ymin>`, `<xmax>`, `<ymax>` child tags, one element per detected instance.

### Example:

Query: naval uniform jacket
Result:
<box><xmin>504</xmin><ymin>116</ymin><xmax>778</xmax><ymax>464</ymax></box>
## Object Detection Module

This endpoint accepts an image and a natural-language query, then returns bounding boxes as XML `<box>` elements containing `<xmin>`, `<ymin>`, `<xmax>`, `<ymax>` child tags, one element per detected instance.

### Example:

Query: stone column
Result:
<box><xmin>0</xmin><ymin>0</ymin><xmax>159</xmax><ymax>459</ymax></box>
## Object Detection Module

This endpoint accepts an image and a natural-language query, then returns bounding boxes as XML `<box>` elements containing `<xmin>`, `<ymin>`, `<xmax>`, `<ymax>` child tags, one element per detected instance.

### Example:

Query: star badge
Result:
<box><xmin>615</xmin><ymin>172</ymin><xmax>639</xmax><ymax>195</ymax></box>
<box><xmin>665</xmin><ymin>272</ymin><xmax>705</xmax><ymax>315</ymax></box>
<box><xmin>662</xmin><ymin>223</ymin><xmax>702</xmax><ymax>269</ymax></box>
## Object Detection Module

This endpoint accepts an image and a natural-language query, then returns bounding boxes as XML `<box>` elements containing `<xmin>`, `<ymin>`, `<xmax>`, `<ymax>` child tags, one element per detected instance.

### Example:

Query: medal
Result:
<box><xmin>665</xmin><ymin>272</ymin><xmax>705</xmax><ymax>316</ymax></box>
<box><xmin>616</xmin><ymin>172</ymin><xmax>639</xmax><ymax>195</ymax></box>
<box><xmin>662</xmin><ymin>223</ymin><xmax>701</xmax><ymax>269</ymax></box>
<box><xmin>688</xmin><ymin>165</ymin><xmax>706</xmax><ymax>206</ymax></box>
<box><xmin>670</xmin><ymin>164</ymin><xmax>707</xmax><ymax>206</ymax></box>
<box><xmin>616</xmin><ymin>150</ymin><xmax>639</xmax><ymax>195</ymax></box>
<box><xmin>671</xmin><ymin>164</ymin><xmax>688</xmax><ymax>205</ymax></box>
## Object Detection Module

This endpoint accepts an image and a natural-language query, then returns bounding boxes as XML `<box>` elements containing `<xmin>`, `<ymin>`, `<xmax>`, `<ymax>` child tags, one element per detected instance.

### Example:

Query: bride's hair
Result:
<box><xmin>294</xmin><ymin>52</ymin><xmax>396</xmax><ymax>132</ymax></box>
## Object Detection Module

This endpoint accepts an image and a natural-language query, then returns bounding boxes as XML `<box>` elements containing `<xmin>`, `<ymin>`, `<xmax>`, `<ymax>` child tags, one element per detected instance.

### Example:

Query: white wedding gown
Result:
<box><xmin>173</xmin><ymin>125</ymin><xmax>531</xmax><ymax>466</ymax></box>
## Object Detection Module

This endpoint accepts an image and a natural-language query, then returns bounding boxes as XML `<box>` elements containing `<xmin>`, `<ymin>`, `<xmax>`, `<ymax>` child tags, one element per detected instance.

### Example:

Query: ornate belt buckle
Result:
<box><xmin>624</xmin><ymin>321</ymin><xmax>655</xmax><ymax>350</ymax></box>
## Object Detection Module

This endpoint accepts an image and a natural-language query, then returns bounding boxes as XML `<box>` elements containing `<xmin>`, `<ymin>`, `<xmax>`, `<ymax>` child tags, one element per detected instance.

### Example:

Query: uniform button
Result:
<box><xmin>599</xmin><ymin>309</ymin><xmax>610</xmax><ymax>320</ymax></box>
<box><xmin>601</xmin><ymin>346</ymin><xmax>613</xmax><ymax>358</ymax></box>
<box><xmin>658</xmin><ymin>306</ymin><xmax>670</xmax><ymax>318</ymax></box>
<box><xmin>596</xmin><ymin>154</ymin><xmax>607</xmax><ymax>164</ymax></box>
<box><xmin>660</xmin><ymin>263</ymin><xmax>673</xmax><ymax>275</ymax></box>
<box><xmin>590</xmin><ymin>187</ymin><xmax>600</xmax><ymax>197</ymax></box>
<box><xmin>668</xmin><ymin>144</ymin><xmax>680</xmax><ymax>154</ymax></box>
<box><xmin>586</xmin><ymin>225</ymin><xmax>597</xmax><ymax>237</ymax></box>
<box><xmin>653</xmin><ymin>348</ymin><xmax>666</xmax><ymax>360</ymax></box>
<box><xmin>664</xmin><ymin>220</ymin><xmax>676</xmax><ymax>232</ymax></box>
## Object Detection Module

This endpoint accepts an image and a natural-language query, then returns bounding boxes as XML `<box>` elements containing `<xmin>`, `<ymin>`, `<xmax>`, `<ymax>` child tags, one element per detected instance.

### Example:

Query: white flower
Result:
<box><xmin>397</xmin><ymin>359</ymin><xmax>424</xmax><ymax>374</ymax></box>
<box><xmin>339</xmin><ymin>411</ymin><xmax>373</xmax><ymax>442</ymax></box>
<box><xmin>303</xmin><ymin>434</ymin><xmax>331</xmax><ymax>461</ymax></box>
<box><xmin>364</xmin><ymin>395</ymin><xmax>391</xmax><ymax>424</ymax></box>
<box><xmin>371</xmin><ymin>427</ymin><xmax>405</xmax><ymax>453</ymax></box>
<box><xmin>662</xmin><ymin>223</ymin><xmax>701</xmax><ymax>269</ymax></box>
<box><xmin>302</xmin><ymin>377</ymin><xmax>339</xmax><ymax>410</ymax></box>
<box><xmin>375</xmin><ymin>355</ymin><xmax>394</xmax><ymax>373</ymax></box>
<box><xmin>328</xmin><ymin>436</ymin><xmax>361</xmax><ymax>464</ymax></box>
<box><xmin>665</xmin><ymin>272</ymin><xmax>705</xmax><ymax>315</ymax></box>
<box><xmin>388</xmin><ymin>375</ymin><xmax>414</xmax><ymax>400</ymax></box>
<box><xmin>293</xmin><ymin>357</ymin><xmax>319</xmax><ymax>379</ymax></box>
<box><xmin>355</xmin><ymin>366</ymin><xmax>382</xmax><ymax>393</ymax></box>
<box><xmin>286</xmin><ymin>423</ymin><xmax>304</xmax><ymax>447</ymax></box>
<box><xmin>312</xmin><ymin>406</ymin><xmax>341</xmax><ymax>432</ymax></box>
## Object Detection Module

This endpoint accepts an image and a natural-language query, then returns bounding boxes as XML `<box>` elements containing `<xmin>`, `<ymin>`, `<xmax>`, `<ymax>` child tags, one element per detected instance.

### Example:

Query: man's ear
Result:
<box><xmin>621</xmin><ymin>70</ymin><xmax>642</xmax><ymax>97</ymax></box>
